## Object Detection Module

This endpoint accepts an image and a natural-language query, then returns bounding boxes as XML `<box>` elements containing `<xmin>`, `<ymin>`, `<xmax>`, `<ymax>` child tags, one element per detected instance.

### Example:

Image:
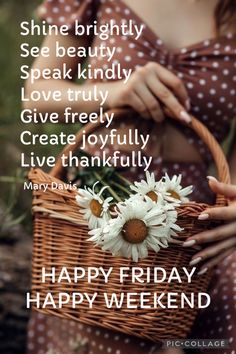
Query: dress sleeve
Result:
<box><xmin>37</xmin><ymin>0</ymin><xmax>99</xmax><ymax>30</ymax></box>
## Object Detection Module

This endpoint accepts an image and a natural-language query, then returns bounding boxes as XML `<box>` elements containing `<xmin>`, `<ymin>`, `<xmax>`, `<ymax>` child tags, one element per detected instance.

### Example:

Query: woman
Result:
<box><xmin>26</xmin><ymin>0</ymin><xmax>236</xmax><ymax>353</ymax></box>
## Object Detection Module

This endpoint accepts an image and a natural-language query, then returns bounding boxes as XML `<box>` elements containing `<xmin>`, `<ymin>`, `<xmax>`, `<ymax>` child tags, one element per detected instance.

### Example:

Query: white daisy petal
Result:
<box><xmin>97</xmin><ymin>195</ymin><xmax>182</xmax><ymax>262</ymax></box>
<box><xmin>75</xmin><ymin>182</ymin><xmax>113</xmax><ymax>230</ymax></box>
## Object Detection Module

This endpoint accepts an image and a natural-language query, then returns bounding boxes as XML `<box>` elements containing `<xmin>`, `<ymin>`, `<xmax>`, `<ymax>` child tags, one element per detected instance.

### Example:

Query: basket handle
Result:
<box><xmin>49</xmin><ymin>108</ymin><xmax>231</xmax><ymax>206</ymax></box>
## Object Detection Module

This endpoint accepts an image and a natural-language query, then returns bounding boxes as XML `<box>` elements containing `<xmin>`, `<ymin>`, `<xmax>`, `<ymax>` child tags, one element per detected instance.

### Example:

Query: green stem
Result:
<box><xmin>114</xmin><ymin>172</ymin><xmax>131</xmax><ymax>186</ymax></box>
<box><xmin>93</xmin><ymin>172</ymin><xmax>122</xmax><ymax>202</ymax></box>
<box><xmin>111</xmin><ymin>181</ymin><xmax>130</xmax><ymax>196</ymax></box>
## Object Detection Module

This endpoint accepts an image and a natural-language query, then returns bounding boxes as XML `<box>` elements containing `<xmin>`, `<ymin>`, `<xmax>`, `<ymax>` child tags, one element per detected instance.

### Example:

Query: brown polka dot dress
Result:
<box><xmin>28</xmin><ymin>0</ymin><xmax>236</xmax><ymax>353</ymax></box>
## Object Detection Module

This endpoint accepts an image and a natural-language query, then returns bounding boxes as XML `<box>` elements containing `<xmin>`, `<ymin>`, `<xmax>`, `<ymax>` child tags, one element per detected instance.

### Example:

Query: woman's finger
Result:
<box><xmin>189</xmin><ymin>236</ymin><xmax>236</xmax><ymax>266</ymax></box>
<box><xmin>135</xmin><ymin>83</ymin><xmax>165</xmax><ymax>122</ymax></box>
<box><xmin>183</xmin><ymin>221</ymin><xmax>236</xmax><ymax>246</ymax></box>
<box><xmin>128</xmin><ymin>91</ymin><xmax>151</xmax><ymax>120</ymax></box>
<box><xmin>207</xmin><ymin>176</ymin><xmax>236</xmax><ymax>198</ymax></box>
<box><xmin>154</xmin><ymin>63</ymin><xmax>190</xmax><ymax>109</ymax></box>
<box><xmin>144</xmin><ymin>74</ymin><xmax>191</xmax><ymax>123</ymax></box>
<box><xmin>163</xmin><ymin>107</ymin><xmax>176</xmax><ymax>119</ymax></box>
<box><xmin>198</xmin><ymin>204</ymin><xmax>236</xmax><ymax>221</ymax></box>
<box><xmin>197</xmin><ymin>248</ymin><xmax>235</xmax><ymax>274</ymax></box>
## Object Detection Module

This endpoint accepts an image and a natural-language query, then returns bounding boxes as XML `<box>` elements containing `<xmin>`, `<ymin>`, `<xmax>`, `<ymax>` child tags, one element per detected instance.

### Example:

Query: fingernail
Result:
<box><xmin>198</xmin><ymin>268</ymin><xmax>208</xmax><ymax>275</ymax></box>
<box><xmin>198</xmin><ymin>213</ymin><xmax>209</xmax><ymax>220</ymax></box>
<box><xmin>180</xmin><ymin>110</ymin><xmax>192</xmax><ymax>123</ymax></box>
<box><xmin>183</xmin><ymin>240</ymin><xmax>196</xmax><ymax>247</ymax></box>
<box><xmin>185</xmin><ymin>99</ymin><xmax>191</xmax><ymax>111</ymax></box>
<box><xmin>207</xmin><ymin>176</ymin><xmax>218</xmax><ymax>182</ymax></box>
<box><xmin>189</xmin><ymin>256</ymin><xmax>202</xmax><ymax>266</ymax></box>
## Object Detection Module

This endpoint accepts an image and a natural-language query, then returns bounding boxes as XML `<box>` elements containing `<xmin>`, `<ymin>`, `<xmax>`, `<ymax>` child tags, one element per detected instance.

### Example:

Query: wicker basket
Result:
<box><xmin>29</xmin><ymin>109</ymin><xmax>230</xmax><ymax>343</ymax></box>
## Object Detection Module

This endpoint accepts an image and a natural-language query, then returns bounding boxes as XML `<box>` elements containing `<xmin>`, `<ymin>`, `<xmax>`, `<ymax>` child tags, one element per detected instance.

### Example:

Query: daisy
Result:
<box><xmin>130</xmin><ymin>171</ymin><xmax>164</xmax><ymax>203</ymax></box>
<box><xmin>163</xmin><ymin>204</ymin><xmax>183</xmax><ymax>237</ymax></box>
<box><xmin>88</xmin><ymin>223</ymin><xmax>106</xmax><ymax>244</ymax></box>
<box><xmin>162</xmin><ymin>173</ymin><xmax>193</xmax><ymax>203</ymax></box>
<box><xmin>100</xmin><ymin>197</ymin><xmax>170</xmax><ymax>262</ymax></box>
<box><xmin>76</xmin><ymin>182</ymin><xmax>112</xmax><ymax>229</ymax></box>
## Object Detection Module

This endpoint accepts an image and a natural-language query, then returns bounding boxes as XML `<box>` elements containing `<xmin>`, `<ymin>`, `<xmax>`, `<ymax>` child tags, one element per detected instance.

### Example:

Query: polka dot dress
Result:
<box><xmin>27</xmin><ymin>313</ymin><xmax>159</xmax><ymax>354</ymax></box>
<box><xmin>191</xmin><ymin>253</ymin><xmax>236</xmax><ymax>354</ymax></box>
<box><xmin>28</xmin><ymin>0</ymin><xmax>236</xmax><ymax>353</ymax></box>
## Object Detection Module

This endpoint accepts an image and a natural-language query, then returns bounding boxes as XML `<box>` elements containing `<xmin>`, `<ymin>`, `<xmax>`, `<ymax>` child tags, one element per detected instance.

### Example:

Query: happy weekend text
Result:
<box><xmin>26</xmin><ymin>267</ymin><xmax>211</xmax><ymax>310</ymax></box>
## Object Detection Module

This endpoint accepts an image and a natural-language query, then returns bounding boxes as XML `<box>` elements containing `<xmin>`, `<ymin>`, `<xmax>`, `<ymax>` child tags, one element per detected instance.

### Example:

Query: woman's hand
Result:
<box><xmin>183</xmin><ymin>176</ymin><xmax>236</xmax><ymax>274</ymax></box>
<box><xmin>106</xmin><ymin>62</ymin><xmax>191</xmax><ymax>123</ymax></box>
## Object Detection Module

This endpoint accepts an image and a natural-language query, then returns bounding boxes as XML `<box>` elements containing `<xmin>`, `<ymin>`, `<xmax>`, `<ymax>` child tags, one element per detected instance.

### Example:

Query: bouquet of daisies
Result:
<box><xmin>76</xmin><ymin>171</ymin><xmax>193</xmax><ymax>262</ymax></box>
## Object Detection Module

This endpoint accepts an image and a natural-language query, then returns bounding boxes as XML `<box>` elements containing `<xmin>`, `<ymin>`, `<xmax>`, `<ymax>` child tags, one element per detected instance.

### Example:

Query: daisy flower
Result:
<box><xmin>130</xmin><ymin>171</ymin><xmax>164</xmax><ymax>203</ymax></box>
<box><xmin>76</xmin><ymin>182</ymin><xmax>112</xmax><ymax>229</ymax></box>
<box><xmin>163</xmin><ymin>204</ymin><xmax>183</xmax><ymax>237</ymax></box>
<box><xmin>100</xmin><ymin>197</ymin><xmax>170</xmax><ymax>262</ymax></box>
<box><xmin>162</xmin><ymin>173</ymin><xmax>193</xmax><ymax>203</ymax></box>
<box><xmin>88</xmin><ymin>223</ymin><xmax>106</xmax><ymax>244</ymax></box>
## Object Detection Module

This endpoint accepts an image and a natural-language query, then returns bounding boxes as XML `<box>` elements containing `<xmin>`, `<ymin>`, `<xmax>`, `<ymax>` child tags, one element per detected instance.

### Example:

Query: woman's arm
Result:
<box><xmin>24</xmin><ymin>31</ymin><xmax>191</xmax><ymax>123</ymax></box>
<box><xmin>183</xmin><ymin>135</ymin><xmax>236</xmax><ymax>274</ymax></box>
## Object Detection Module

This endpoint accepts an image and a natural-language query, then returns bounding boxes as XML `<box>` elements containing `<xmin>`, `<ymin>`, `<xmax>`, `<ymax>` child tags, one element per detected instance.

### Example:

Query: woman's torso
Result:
<box><xmin>39</xmin><ymin>0</ymin><xmax>236</xmax><ymax>202</ymax></box>
<box><xmin>84</xmin><ymin>0</ymin><xmax>236</xmax><ymax>163</ymax></box>
<box><xmin>39</xmin><ymin>0</ymin><xmax>236</xmax><ymax>163</ymax></box>
<box><xmin>123</xmin><ymin>0</ymin><xmax>218</xmax><ymax>50</ymax></box>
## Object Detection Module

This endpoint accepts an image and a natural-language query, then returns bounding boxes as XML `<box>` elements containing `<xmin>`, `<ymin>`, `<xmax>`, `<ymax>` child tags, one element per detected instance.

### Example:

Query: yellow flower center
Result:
<box><xmin>89</xmin><ymin>199</ymin><xmax>103</xmax><ymax>217</ymax></box>
<box><xmin>146</xmin><ymin>190</ymin><xmax>158</xmax><ymax>202</ymax></box>
<box><xmin>122</xmin><ymin>219</ymin><xmax>148</xmax><ymax>244</ymax></box>
<box><xmin>167</xmin><ymin>189</ymin><xmax>181</xmax><ymax>200</ymax></box>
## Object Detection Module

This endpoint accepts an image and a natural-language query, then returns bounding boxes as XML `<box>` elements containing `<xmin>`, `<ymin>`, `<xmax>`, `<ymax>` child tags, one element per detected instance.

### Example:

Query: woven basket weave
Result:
<box><xmin>29</xmin><ymin>109</ymin><xmax>230</xmax><ymax>343</ymax></box>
